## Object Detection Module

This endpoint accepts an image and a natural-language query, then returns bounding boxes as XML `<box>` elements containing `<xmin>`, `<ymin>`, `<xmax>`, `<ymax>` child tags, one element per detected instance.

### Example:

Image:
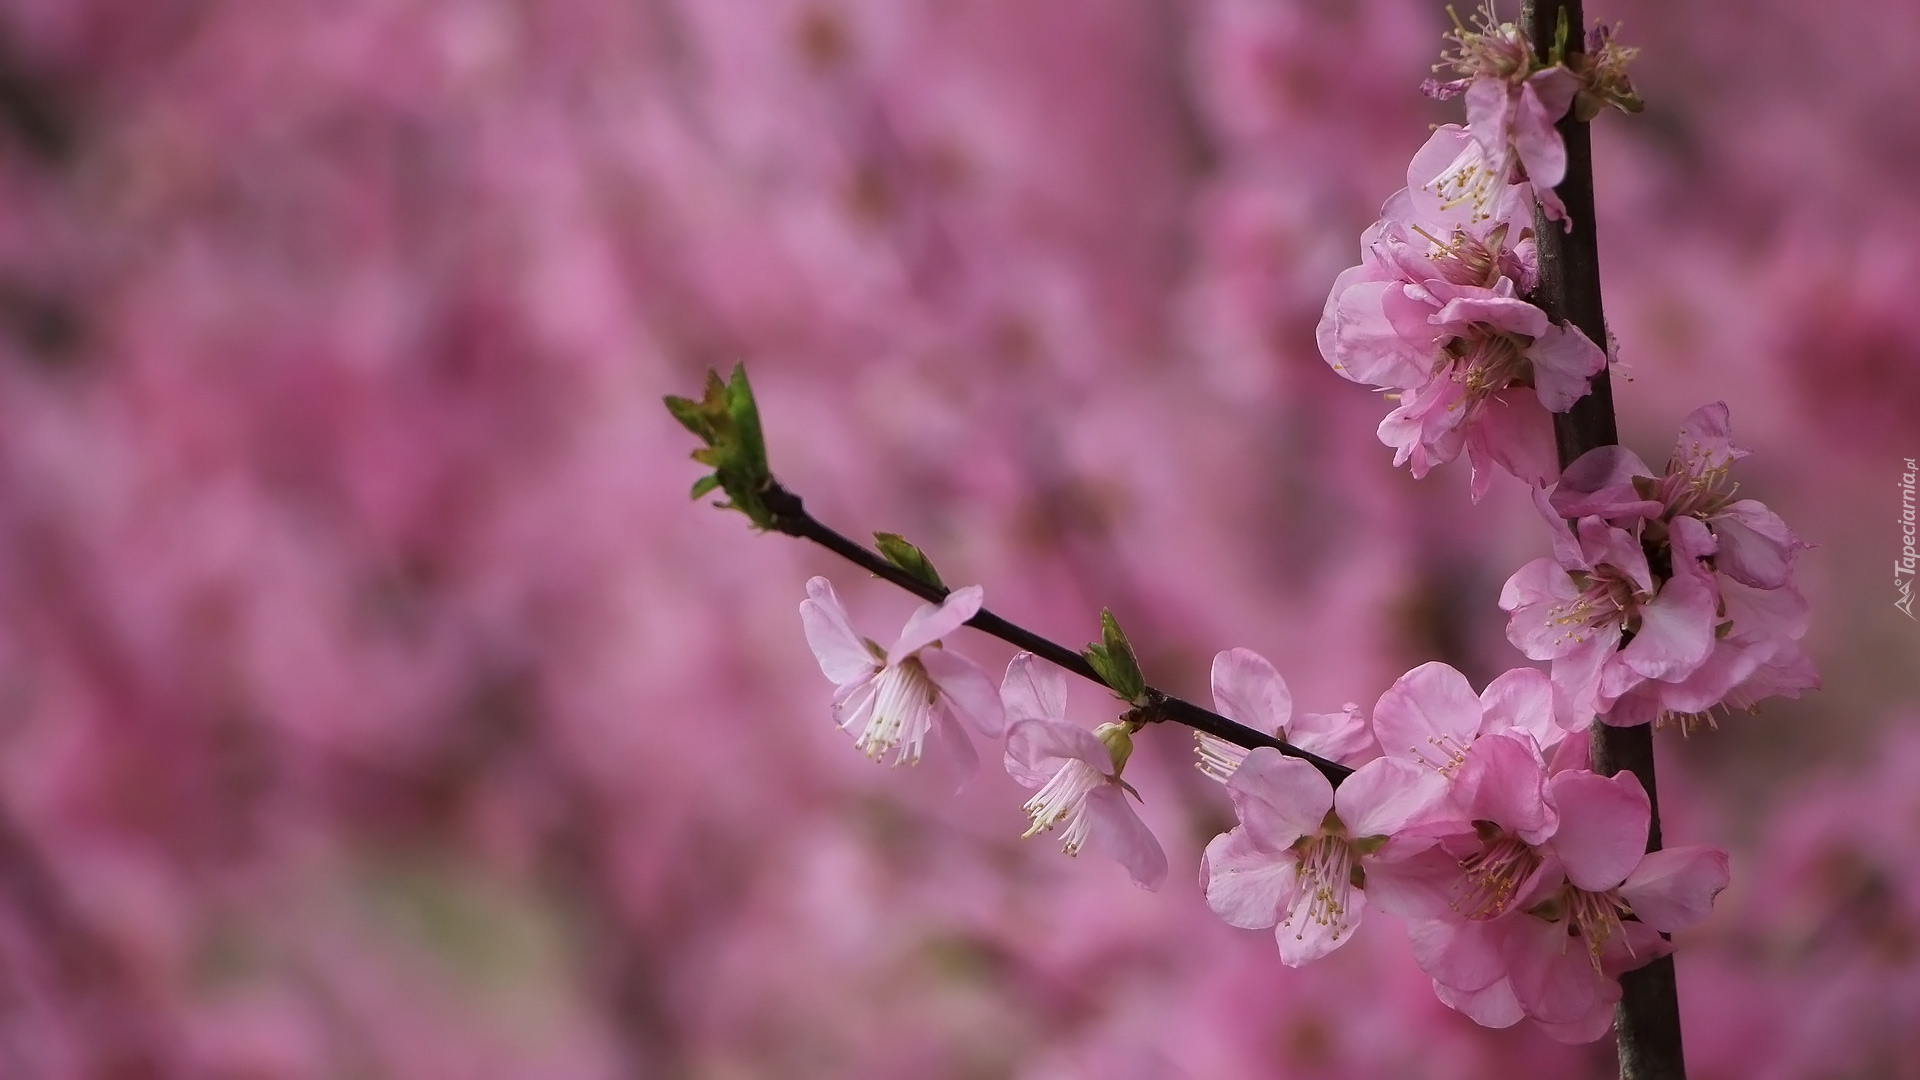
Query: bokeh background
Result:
<box><xmin>0</xmin><ymin>1</ymin><xmax>1916</xmax><ymax>1077</ymax></box>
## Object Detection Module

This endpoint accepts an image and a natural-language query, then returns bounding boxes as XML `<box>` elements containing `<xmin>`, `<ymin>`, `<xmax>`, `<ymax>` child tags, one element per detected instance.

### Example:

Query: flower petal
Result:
<box><xmin>1532</xmin><ymin>1001</ymin><xmax>1618</xmax><ymax>1045</ymax></box>
<box><xmin>1226</xmin><ymin>749</ymin><xmax>1334</xmax><ymax>853</ymax></box>
<box><xmin>1479</xmin><ymin>666</ymin><xmax>1560</xmax><ymax>752</ymax></box>
<box><xmin>1502</xmin><ymin>912</ymin><xmax>1615</xmax><ymax>1025</ymax></box>
<box><xmin>1548</xmin><ymin>770</ymin><xmax>1650</xmax><ymax>892</ymax></box>
<box><xmin>1712</xmin><ymin>500</ymin><xmax>1803</xmax><ymax>590</ymax></box>
<box><xmin>1550</xmin><ymin>631</ymin><xmax>1616</xmax><ymax>731</ymax></box>
<box><xmin>1410</xmin><ymin>917</ymin><xmax>1511</xmax><ymax>993</ymax></box>
<box><xmin>1085</xmin><ymin>785</ymin><xmax>1168</xmax><ymax>891</ymax></box>
<box><xmin>1290</xmin><ymin>705</ymin><xmax>1375</xmax><ymax>765</ymax></box>
<box><xmin>1466</xmin><ymin>389</ymin><xmax>1559</xmax><ymax>499</ymax></box>
<box><xmin>888</xmin><ymin>585</ymin><xmax>984</xmax><ymax>662</ymax></box>
<box><xmin>1336</xmin><ymin>756</ymin><xmax>1449</xmax><ymax>838</ymax></box>
<box><xmin>1457</xmin><ymin>731</ymin><xmax>1556</xmax><ymax>842</ymax></box>
<box><xmin>1364</xmin><ymin>842</ymin><xmax>1469</xmax><ymax>921</ymax></box>
<box><xmin>1327</xmin><ymin>280</ymin><xmax>1432</xmax><ymax>388</ymax></box>
<box><xmin>1620</xmin><ymin>571</ymin><xmax>1718</xmax><ymax>682</ymax></box>
<box><xmin>1500</xmin><ymin>558</ymin><xmax>1584</xmax><ymax>660</ymax></box>
<box><xmin>1513</xmin><ymin>72</ymin><xmax>1574</xmax><ymax>190</ymax></box>
<box><xmin>1525</xmin><ymin>323</ymin><xmax>1605</xmax><ymax>413</ymax></box>
<box><xmin>925</xmin><ymin>711</ymin><xmax>979</xmax><ymax>790</ymax></box>
<box><xmin>1277</xmin><ymin>882</ymin><xmax>1364</xmax><ymax>967</ymax></box>
<box><xmin>1672</xmin><ymin>401</ymin><xmax>1744</xmax><ymax>475</ymax></box>
<box><xmin>1434</xmin><ymin>977</ymin><xmax>1525</xmax><ymax>1029</ymax></box>
<box><xmin>1202</xmin><ymin>828</ymin><xmax>1297</xmax><ymax>930</ymax></box>
<box><xmin>1372</xmin><ymin>661</ymin><xmax>1482</xmax><ymax>770</ymax></box>
<box><xmin>1210</xmin><ymin>648</ymin><xmax>1292</xmax><ymax>736</ymax></box>
<box><xmin>1619</xmin><ymin>845</ymin><xmax>1730</xmax><ymax>933</ymax></box>
<box><xmin>801</xmin><ymin>577</ymin><xmax>876</xmax><ymax>685</ymax></box>
<box><xmin>1004</xmin><ymin>717</ymin><xmax>1111</xmax><ymax>788</ymax></box>
<box><xmin>1001</xmin><ymin>652</ymin><xmax>1067</xmax><ymax>726</ymax></box>
<box><xmin>1551</xmin><ymin>445</ymin><xmax>1659</xmax><ymax>520</ymax></box>
<box><xmin>921</xmin><ymin>647</ymin><xmax>1006</xmax><ymax>738</ymax></box>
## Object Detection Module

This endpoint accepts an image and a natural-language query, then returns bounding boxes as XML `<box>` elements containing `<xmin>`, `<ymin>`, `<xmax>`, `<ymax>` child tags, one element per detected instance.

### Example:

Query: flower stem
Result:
<box><xmin>1522</xmin><ymin>1</ymin><xmax>1686</xmax><ymax>1077</ymax></box>
<box><xmin>760</xmin><ymin>480</ymin><xmax>1354</xmax><ymax>785</ymax></box>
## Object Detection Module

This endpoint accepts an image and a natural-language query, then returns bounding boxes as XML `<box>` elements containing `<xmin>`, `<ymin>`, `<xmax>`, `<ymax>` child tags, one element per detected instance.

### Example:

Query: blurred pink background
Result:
<box><xmin>0</xmin><ymin>1</ymin><xmax>1916</xmax><ymax>1077</ymax></box>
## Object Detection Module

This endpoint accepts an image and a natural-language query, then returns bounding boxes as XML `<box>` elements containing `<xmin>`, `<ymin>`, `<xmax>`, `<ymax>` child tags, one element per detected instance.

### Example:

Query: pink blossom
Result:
<box><xmin>1460</xmin><ymin>68</ymin><xmax>1580</xmax><ymax>225</ymax></box>
<box><xmin>1328</xmin><ymin>281</ymin><xmax>1602</xmax><ymax>498</ymax></box>
<box><xmin>1370</xmin><ymin>665</ymin><xmax>1564</xmax><ymax>925</ymax></box>
<box><xmin>800</xmin><ymin>577</ymin><xmax>1005</xmax><ymax>773</ymax></box>
<box><xmin>1203</xmin><ymin>748</ymin><xmax>1447</xmax><ymax>965</ymax></box>
<box><xmin>1541</xmin><ymin>404</ymin><xmax>1817</xmax><ymax>726</ymax></box>
<box><xmin>1393</xmin><ymin>125</ymin><xmax>1540</xmax><ymax>273</ymax></box>
<box><xmin>1500</xmin><ymin>498</ymin><xmax>1719</xmax><ymax>729</ymax></box>
<box><xmin>1002</xmin><ymin>653</ymin><xmax>1167</xmax><ymax>890</ymax></box>
<box><xmin>1196</xmin><ymin>647</ymin><xmax>1372</xmax><ymax>782</ymax></box>
<box><xmin>1500</xmin><ymin>771</ymin><xmax>1728</xmax><ymax>1033</ymax></box>
<box><xmin>1318</xmin><ymin>155</ymin><xmax>1604</xmax><ymax>499</ymax></box>
<box><xmin>1553</xmin><ymin>403</ymin><xmax>1810</xmax><ymax>590</ymax></box>
<box><xmin>1414</xmin><ymin>770</ymin><xmax>1729</xmax><ymax>1041</ymax></box>
<box><xmin>1421</xmin><ymin>3</ymin><xmax>1580</xmax><ymax>225</ymax></box>
<box><xmin>1371</xmin><ymin>659</ymin><xmax>1564</xmax><ymax>776</ymax></box>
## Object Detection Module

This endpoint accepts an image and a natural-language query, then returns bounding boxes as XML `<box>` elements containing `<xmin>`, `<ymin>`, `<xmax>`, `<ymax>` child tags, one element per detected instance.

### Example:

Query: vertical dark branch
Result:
<box><xmin>1520</xmin><ymin>2</ymin><xmax>1686</xmax><ymax>1078</ymax></box>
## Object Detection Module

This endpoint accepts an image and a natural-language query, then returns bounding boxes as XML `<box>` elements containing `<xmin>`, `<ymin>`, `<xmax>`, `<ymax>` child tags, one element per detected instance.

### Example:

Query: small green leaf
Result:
<box><xmin>663</xmin><ymin>395</ymin><xmax>713</xmax><ymax>440</ymax></box>
<box><xmin>874</xmin><ymin>532</ymin><xmax>946</xmax><ymax>590</ymax></box>
<box><xmin>663</xmin><ymin>364</ymin><xmax>779</xmax><ymax>531</ymax></box>
<box><xmin>725</xmin><ymin>363</ymin><xmax>768</xmax><ymax>475</ymax></box>
<box><xmin>1083</xmin><ymin>609</ymin><xmax>1146</xmax><ymax>704</ymax></box>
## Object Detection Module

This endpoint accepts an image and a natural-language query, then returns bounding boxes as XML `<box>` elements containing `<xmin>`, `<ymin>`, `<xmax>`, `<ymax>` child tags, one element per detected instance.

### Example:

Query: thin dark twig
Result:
<box><xmin>760</xmin><ymin>481</ymin><xmax>1354</xmax><ymax>785</ymax></box>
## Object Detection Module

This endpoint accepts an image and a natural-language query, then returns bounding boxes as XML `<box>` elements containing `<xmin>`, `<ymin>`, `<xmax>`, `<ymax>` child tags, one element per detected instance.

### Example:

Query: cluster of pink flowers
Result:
<box><xmin>1316</xmin><ymin>120</ymin><xmax>1604</xmax><ymax>499</ymax></box>
<box><xmin>1504</xmin><ymin>403</ymin><xmax>1817</xmax><ymax>731</ymax></box>
<box><xmin>1202</xmin><ymin>660</ymin><xmax>1728</xmax><ymax>1041</ymax></box>
<box><xmin>1314</xmin><ymin>1</ymin><xmax>1654</xmax><ymax>499</ymax></box>
<box><xmin>797</xmin><ymin>6</ymin><xmax>1816</xmax><ymax>1048</ymax></box>
<box><xmin>799</xmin><ymin>580</ymin><xmax>1735</xmax><ymax>1041</ymax></box>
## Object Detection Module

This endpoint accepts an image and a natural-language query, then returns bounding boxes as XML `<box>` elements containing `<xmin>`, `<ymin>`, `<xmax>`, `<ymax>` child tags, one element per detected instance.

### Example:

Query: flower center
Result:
<box><xmin>1546</xmin><ymin>565</ymin><xmax>1639</xmax><ymax>646</ymax></box>
<box><xmin>1021</xmin><ymin>759</ymin><xmax>1105</xmax><ymax>854</ymax></box>
<box><xmin>1291</xmin><ymin>832</ymin><xmax>1359</xmax><ymax>943</ymax></box>
<box><xmin>1426</xmin><ymin>153</ymin><xmax>1507</xmax><ymax>225</ymax></box>
<box><xmin>1437</xmin><ymin>2</ymin><xmax>1533</xmax><ymax>83</ymax></box>
<box><xmin>1414</xmin><ymin>223</ymin><xmax>1514</xmax><ymax>289</ymax></box>
<box><xmin>1655</xmin><ymin>437</ymin><xmax>1739</xmax><ymax>521</ymax></box>
<box><xmin>1193</xmin><ymin>731</ymin><xmax>1250</xmax><ymax>783</ymax></box>
<box><xmin>1455</xmin><ymin>833</ymin><xmax>1541</xmax><ymax>919</ymax></box>
<box><xmin>855</xmin><ymin>657</ymin><xmax>941</xmax><ymax>765</ymax></box>
<box><xmin>1458</xmin><ymin>327</ymin><xmax>1531</xmax><ymax>393</ymax></box>
<box><xmin>1565</xmin><ymin>885</ymin><xmax>1634</xmax><ymax>971</ymax></box>
<box><xmin>1406</xmin><ymin>730</ymin><xmax>1472</xmax><ymax>776</ymax></box>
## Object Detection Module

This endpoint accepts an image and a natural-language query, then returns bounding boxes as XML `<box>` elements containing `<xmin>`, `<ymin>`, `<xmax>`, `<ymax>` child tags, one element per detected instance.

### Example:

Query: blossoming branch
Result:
<box><xmin>666</xmin><ymin>4</ymin><xmax>1815</xmax><ymax>1075</ymax></box>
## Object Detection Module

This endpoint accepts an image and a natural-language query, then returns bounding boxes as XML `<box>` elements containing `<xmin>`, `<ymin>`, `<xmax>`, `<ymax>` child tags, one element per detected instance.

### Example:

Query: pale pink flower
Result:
<box><xmin>1501</xmin><ymin>771</ymin><xmax>1728</xmax><ymax>1032</ymax></box>
<box><xmin>1419</xmin><ymin>3</ymin><xmax>1581</xmax><ymax>223</ymax></box>
<box><xmin>1541</xmin><ymin>404</ymin><xmax>1817</xmax><ymax>726</ymax></box>
<box><xmin>1501</xmin><ymin>497</ymin><xmax>1719</xmax><ymax>729</ymax></box>
<box><xmin>1372</xmin><ymin>660</ymin><xmax>1564</xmax><ymax>773</ymax></box>
<box><xmin>1002</xmin><ymin>653</ymin><xmax>1167</xmax><ymax>890</ymax></box>
<box><xmin>1391</xmin><ymin>125</ymin><xmax>1540</xmax><ymax>276</ymax></box>
<box><xmin>1553</xmin><ymin>402</ymin><xmax>1810</xmax><ymax>590</ymax></box>
<box><xmin>799</xmin><ymin>577</ymin><xmax>1005</xmax><ymax>773</ymax></box>
<box><xmin>1369</xmin><ymin>664</ymin><xmax>1564</xmax><ymax>926</ymax></box>
<box><xmin>1321</xmin><ymin>245</ymin><xmax>1602</xmax><ymax>499</ymax></box>
<box><xmin>1195</xmin><ymin>647</ymin><xmax>1372</xmax><ymax>783</ymax></box>
<box><xmin>1413</xmin><ymin>770</ymin><xmax>1729</xmax><ymax>1041</ymax></box>
<box><xmin>1369</xmin><ymin>289</ymin><xmax>1604</xmax><ymax>498</ymax></box>
<box><xmin>1461</xmin><ymin>68</ymin><xmax>1580</xmax><ymax>224</ymax></box>
<box><xmin>1203</xmin><ymin>749</ymin><xmax>1447</xmax><ymax>965</ymax></box>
